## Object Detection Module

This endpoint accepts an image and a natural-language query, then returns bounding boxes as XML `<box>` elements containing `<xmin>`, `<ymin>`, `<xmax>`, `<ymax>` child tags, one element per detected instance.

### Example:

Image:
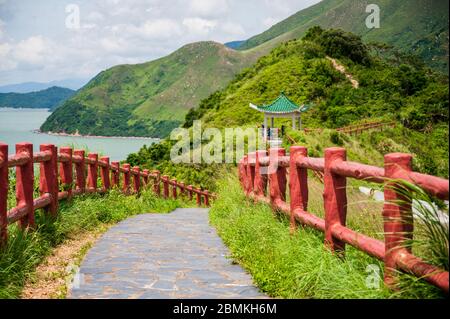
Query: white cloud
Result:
<box><xmin>0</xmin><ymin>0</ymin><xmax>321</xmax><ymax>85</ymax></box>
<box><xmin>0</xmin><ymin>43</ymin><xmax>16</xmax><ymax>71</ymax></box>
<box><xmin>13</xmin><ymin>35</ymin><xmax>51</xmax><ymax>65</ymax></box>
<box><xmin>220</xmin><ymin>21</ymin><xmax>245</xmax><ymax>36</ymax></box>
<box><xmin>262</xmin><ymin>17</ymin><xmax>279</xmax><ymax>29</ymax></box>
<box><xmin>188</xmin><ymin>0</ymin><xmax>229</xmax><ymax>17</ymax></box>
<box><xmin>183</xmin><ymin>18</ymin><xmax>217</xmax><ymax>35</ymax></box>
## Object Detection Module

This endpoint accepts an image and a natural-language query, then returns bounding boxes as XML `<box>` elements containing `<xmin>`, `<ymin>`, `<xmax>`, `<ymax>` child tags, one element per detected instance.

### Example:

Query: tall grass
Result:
<box><xmin>0</xmin><ymin>188</ymin><xmax>185</xmax><ymax>298</ymax></box>
<box><xmin>209</xmin><ymin>174</ymin><xmax>444</xmax><ymax>299</ymax></box>
<box><xmin>386</xmin><ymin>180</ymin><xmax>449</xmax><ymax>271</ymax></box>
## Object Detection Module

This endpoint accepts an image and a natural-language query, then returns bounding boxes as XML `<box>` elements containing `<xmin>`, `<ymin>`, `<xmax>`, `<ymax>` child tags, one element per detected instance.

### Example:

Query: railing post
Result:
<box><xmin>383</xmin><ymin>153</ymin><xmax>414</xmax><ymax>288</ymax></box>
<box><xmin>196</xmin><ymin>188</ymin><xmax>202</xmax><ymax>206</ymax></box>
<box><xmin>268</xmin><ymin>148</ymin><xmax>286</xmax><ymax>208</ymax></box>
<box><xmin>323</xmin><ymin>147</ymin><xmax>347</xmax><ymax>255</ymax></box>
<box><xmin>40</xmin><ymin>144</ymin><xmax>58</xmax><ymax>217</ymax></box>
<box><xmin>240</xmin><ymin>156</ymin><xmax>248</xmax><ymax>192</ymax></box>
<box><xmin>254</xmin><ymin>150</ymin><xmax>268</xmax><ymax>197</ymax></box>
<box><xmin>187</xmin><ymin>185</ymin><xmax>193</xmax><ymax>201</ymax></box>
<box><xmin>179</xmin><ymin>182</ymin><xmax>185</xmax><ymax>196</ymax></box>
<box><xmin>171</xmin><ymin>179</ymin><xmax>177</xmax><ymax>199</ymax></box>
<box><xmin>60</xmin><ymin>147</ymin><xmax>73</xmax><ymax>200</ymax></box>
<box><xmin>162</xmin><ymin>175</ymin><xmax>169</xmax><ymax>199</ymax></box>
<box><xmin>16</xmin><ymin>143</ymin><xmax>34</xmax><ymax>229</ymax></box>
<box><xmin>122</xmin><ymin>164</ymin><xmax>131</xmax><ymax>194</ymax></box>
<box><xmin>100</xmin><ymin>156</ymin><xmax>111</xmax><ymax>191</ymax></box>
<box><xmin>0</xmin><ymin>143</ymin><xmax>8</xmax><ymax>246</ymax></box>
<box><xmin>153</xmin><ymin>170</ymin><xmax>161</xmax><ymax>196</ymax></box>
<box><xmin>133</xmin><ymin>166</ymin><xmax>141</xmax><ymax>193</ymax></box>
<box><xmin>289</xmin><ymin>146</ymin><xmax>308</xmax><ymax>233</ymax></box>
<box><xmin>204</xmin><ymin>190</ymin><xmax>210</xmax><ymax>207</ymax></box>
<box><xmin>74</xmin><ymin>150</ymin><xmax>86</xmax><ymax>193</ymax></box>
<box><xmin>87</xmin><ymin>153</ymin><xmax>98</xmax><ymax>192</ymax></box>
<box><xmin>246</xmin><ymin>152</ymin><xmax>256</xmax><ymax>195</ymax></box>
<box><xmin>142</xmin><ymin>169</ymin><xmax>149</xmax><ymax>186</ymax></box>
<box><xmin>110</xmin><ymin>162</ymin><xmax>120</xmax><ymax>188</ymax></box>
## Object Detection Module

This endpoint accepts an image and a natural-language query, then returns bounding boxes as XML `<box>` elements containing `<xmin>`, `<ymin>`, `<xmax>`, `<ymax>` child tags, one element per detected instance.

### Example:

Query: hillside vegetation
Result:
<box><xmin>126</xmin><ymin>27</ymin><xmax>448</xmax><ymax>190</ymax></box>
<box><xmin>40</xmin><ymin>42</ymin><xmax>259</xmax><ymax>138</ymax></box>
<box><xmin>236</xmin><ymin>0</ymin><xmax>449</xmax><ymax>73</ymax></box>
<box><xmin>0</xmin><ymin>86</ymin><xmax>75</xmax><ymax>110</ymax></box>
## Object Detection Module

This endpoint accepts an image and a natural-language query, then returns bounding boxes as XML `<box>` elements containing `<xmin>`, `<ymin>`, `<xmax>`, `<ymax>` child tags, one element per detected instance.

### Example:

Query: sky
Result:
<box><xmin>0</xmin><ymin>0</ymin><xmax>321</xmax><ymax>86</ymax></box>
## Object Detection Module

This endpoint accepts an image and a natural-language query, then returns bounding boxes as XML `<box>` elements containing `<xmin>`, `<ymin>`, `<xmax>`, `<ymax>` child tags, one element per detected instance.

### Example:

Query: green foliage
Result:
<box><xmin>308</xmin><ymin>27</ymin><xmax>371</xmax><ymax>65</ymax></box>
<box><xmin>0</xmin><ymin>188</ymin><xmax>184</xmax><ymax>298</ymax></box>
<box><xmin>0</xmin><ymin>87</ymin><xmax>75</xmax><ymax>110</ymax></box>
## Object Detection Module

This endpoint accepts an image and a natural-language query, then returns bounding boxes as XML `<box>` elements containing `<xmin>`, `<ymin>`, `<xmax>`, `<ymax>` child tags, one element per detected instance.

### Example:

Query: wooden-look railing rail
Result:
<box><xmin>0</xmin><ymin>142</ymin><xmax>213</xmax><ymax>247</ymax></box>
<box><xmin>304</xmin><ymin>121</ymin><xmax>396</xmax><ymax>136</ymax></box>
<box><xmin>239</xmin><ymin>147</ymin><xmax>449</xmax><ymax>293</ymax></box>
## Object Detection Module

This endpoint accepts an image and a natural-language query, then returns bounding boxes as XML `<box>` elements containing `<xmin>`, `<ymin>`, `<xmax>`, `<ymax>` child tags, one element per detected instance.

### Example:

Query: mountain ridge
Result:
<box><xmin>0</xmin><ymin>86</ymin><xmax>76</xmax><ymax>110</ymax></box>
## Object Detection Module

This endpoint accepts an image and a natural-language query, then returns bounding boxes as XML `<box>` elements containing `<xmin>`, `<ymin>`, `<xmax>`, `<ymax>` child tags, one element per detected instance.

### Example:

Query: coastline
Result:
<box><xmin>33</xmin><ymin>130</ymin><xmax>161</xmax><ymax>141</ymax></box>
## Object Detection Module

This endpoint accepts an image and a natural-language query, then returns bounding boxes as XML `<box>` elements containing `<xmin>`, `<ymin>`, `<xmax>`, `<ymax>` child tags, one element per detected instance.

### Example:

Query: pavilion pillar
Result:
<box><xmin>299</xmin><ymin>115</ymin><xmax>302</xmax><ymax>130</ymax></box>
<box><xmin>292</xmin><ymin>114</ymin><xmax>296</xmax><ymax>130</ymax></box>
<box><xmin>264</xmin><ymin>115</ymin><xmax>268</xmax><ymax>140</ymax></box>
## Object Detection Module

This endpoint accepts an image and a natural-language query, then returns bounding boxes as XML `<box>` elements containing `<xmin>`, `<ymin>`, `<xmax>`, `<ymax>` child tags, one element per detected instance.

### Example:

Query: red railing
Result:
<box><xmin>304</xmin><ymin>121</ymin><xmax>396</xmax><ymax>135</ymax></box>
<box><xmin>0</xmin><ymin>142</ymin><xmax>212</xmax><ymax>247</ymax></box>
<box><xmin>238</xmin><ymin>147</ymin><xmax>449</xmax><ymax>292</ymax></box>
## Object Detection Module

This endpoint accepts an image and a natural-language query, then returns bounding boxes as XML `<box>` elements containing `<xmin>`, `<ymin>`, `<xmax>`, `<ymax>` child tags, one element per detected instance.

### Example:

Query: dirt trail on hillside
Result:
<box><xmin>327</xmin><ymin>57</ymin><xmax>359</xmax><ymax>89</ymax></box>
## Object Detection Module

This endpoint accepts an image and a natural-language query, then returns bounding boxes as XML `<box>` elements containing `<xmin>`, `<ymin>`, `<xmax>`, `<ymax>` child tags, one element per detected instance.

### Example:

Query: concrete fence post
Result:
<box><xmin>133</xmin><ymin>166</ymin><xmax>140</xmax><ymax>193</ymax></box>
<box><xmin>246</xmin><ymin>152</ymin><xmax>256</xmax><ymax>196</ymax></box>
<box><xmin>40</xmin><ymin>144</ymin><xmax>58</xmax><ymax>217</ymax></box>
<box><xmin>268</xmin><ymin>148</ymin><xmax>287</xmax><ymax>209</ymax></box>
<box><xmin>142</xmin><ymin>169</ymin><xmax>149</xmax><ymax>186</ymax></box>
<box><xmin>100</xmin><ymin>156</ymin><xmax>111</xmax><ymax>191</ymax></box>
<box><xmin>171</xmin><ymin>179</ymin><xmax>177</xmax><ymax>199</ymax></box>
<box><xmin>16</xmin><ymin>143</ymin><xmax>35</xmax><ymax>229</ymax></box>
<box><xmin>122</xmin><ymin>164</ymin><xmax>131</xmax><ymax>194</ymax></box>
<box><xmin>383</xmin><ymin>153</ymin><xmax>414</xmax><ymax>288</ymax></box>
<box><xmin>110</xmin><ymin>162</ymin><xmax>120</xmax><ymax>188</ymax></box>
<box><xmin>187</xmin><ymin>185</ymin><xmax>193</xmax><ymax>201</ymax></box>
<box><xmin>153</xmin><ymin>170</ymin><xmax>161</xmax><ymax>196</ymax></box>
<box><xmin>254</xmin><ymin>150</ymin><xmax>268</xmax><ymax>197</ymax></box>
<box><xmin>162</xmin><ymin>175</ymin><xmax>169</xmax><ymax>199</ymax></box>
<box><xmin>74</xmin><ymin>150</ymin><xmax>86</xmax><ymax>193</ymax></box>
<box><xmin>59</xmin><ymin>147</ymin><xmax>73</xmax><ymax>200</ymax></box>
<box><xmin>87</xmin><ymin>153</ymin><xmax>98</xmax><ymax>192</ymax></box>
<box><xmin>289</xmin><ymin>146</ymin><xmax>308</xmax><ymax>233</ymax></box>
<box><xmin>0</xmin><ymin>143</ymin><xmax>8</xmax><ymax>246</ymax></box>
<box><xmin>323</xmin><ymin>147</ymin><xmax>347</xmax><ymax>255</ymax></box>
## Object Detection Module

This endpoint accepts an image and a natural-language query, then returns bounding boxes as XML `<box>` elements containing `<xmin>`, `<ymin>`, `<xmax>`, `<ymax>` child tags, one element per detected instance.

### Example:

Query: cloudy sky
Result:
<box><xmin>0</xmin><ymin>0</ymin><xmax>321</xmax><ymax>86</ymax></box>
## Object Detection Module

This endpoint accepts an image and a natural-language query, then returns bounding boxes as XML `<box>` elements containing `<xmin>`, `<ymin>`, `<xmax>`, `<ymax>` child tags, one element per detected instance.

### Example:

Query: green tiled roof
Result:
<box><xmin>250</xmin><ymin>93</ymin><xmax>302</xmax><ymax>114</ymax></box>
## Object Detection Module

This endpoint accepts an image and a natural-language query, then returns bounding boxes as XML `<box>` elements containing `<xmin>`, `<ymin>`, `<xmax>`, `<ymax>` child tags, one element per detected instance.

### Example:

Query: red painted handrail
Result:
<box><xmin>304</xmin><ymin>120</ymin><xmax>396</xmax><ymax>135</ymax></box>
<box><xmin>239</xmin><ymin>146</ymin><xmax>449</xmax><ymax>293</ymax></box>
<box><xmin>0</xmin><ymin>142</ymin><xmax>214</xmax><ymax>248</ymax></box>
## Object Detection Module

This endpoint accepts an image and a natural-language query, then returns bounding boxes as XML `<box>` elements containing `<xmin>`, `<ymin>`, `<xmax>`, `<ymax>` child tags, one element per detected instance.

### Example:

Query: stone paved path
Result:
<box><xmin>69</xmin><ymin>208</ymin><xmax>266</xmax><ymax>299</ymax></box>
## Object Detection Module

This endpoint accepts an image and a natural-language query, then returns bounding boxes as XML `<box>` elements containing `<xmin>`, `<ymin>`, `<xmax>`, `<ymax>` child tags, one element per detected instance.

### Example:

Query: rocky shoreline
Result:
<box><xmin>33</xmin><ymin>130</ymin><xmax>160</xmax><ymax>141</ymax></box>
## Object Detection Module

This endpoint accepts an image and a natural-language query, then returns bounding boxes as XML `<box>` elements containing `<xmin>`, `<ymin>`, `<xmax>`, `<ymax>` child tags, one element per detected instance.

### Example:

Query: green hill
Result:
<box><xmin>40</xmin><ymin>42</ymin><xmax>259</xmax><ymax>138</ymax></box>
<box><xmin>237</xmin><ymin>0</ymin><xmax>449</xmax><ymax>73</ymax></box>
<box><xmin>0</xmin><ymin>86</ymin><xmax>75</xmax><ymax>110</ymax></box>
<box><xmin>181</xmin><ymin>28</ymin><xmax>448</xmax><ymax>176</ymax></box>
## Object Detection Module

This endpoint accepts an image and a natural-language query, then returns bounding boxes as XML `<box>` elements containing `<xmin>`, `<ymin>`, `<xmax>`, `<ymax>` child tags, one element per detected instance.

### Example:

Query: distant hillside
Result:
<box><xmin>225</xmin><ymin>41</ymin><xmax>246</xmax><ymax>49</ymax></box>
<box><xmin>0</xmin><ymin>86</ymin><xmax>75</xmax><ymax>110</ymax></box>
<box><xmin>0</xmin><ymin>79</ymin><xmax>87</xmax><ymax>93</ymax></box>
<box><xmin>41</xmin><ymin>42</ymin><xmax>260</xmax><ymax>138</ymax></box>
<box><xmin>236</xmin><ymin>0</ymin><xmax>449</xmax><ymax>73</ymax></box>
